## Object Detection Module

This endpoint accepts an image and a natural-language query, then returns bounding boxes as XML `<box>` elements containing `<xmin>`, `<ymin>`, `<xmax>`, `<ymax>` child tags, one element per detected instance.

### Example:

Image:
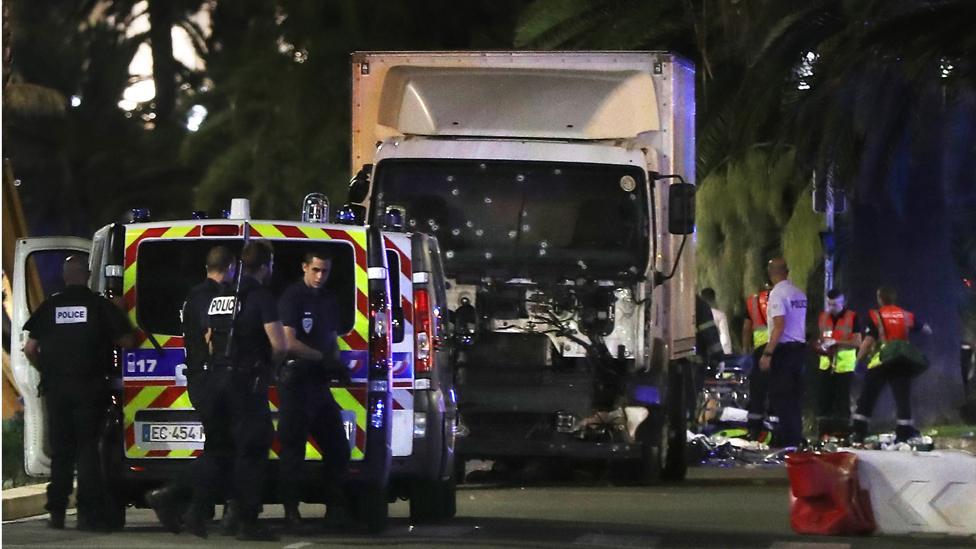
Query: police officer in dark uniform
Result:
<box><xmin>183</xmin><ymin>241</ymin><xmax>285</xmax><ymax>541</ymax></box>
<box><xmin>146</xmin><ymin>245</ymin><xmax>237</xmax><ymax>533</ymax></box>
<box><xmin>22</xmin><ymin>255</ymin><xmax>134</xmax><ymax>531</ymax></box>
<box><xmin>277</xmin><ymin>249</ymin><xmax>352</xmax><ymax>531</ymax></box>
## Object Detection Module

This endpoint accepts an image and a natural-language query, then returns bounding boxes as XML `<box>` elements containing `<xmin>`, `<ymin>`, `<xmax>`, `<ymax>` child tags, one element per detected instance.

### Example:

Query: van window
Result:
<box><xmin>386</xmin><ymin>250</ymin><xmax>404</xmax><ymax>343</ymax></box>
<box><xmin>24</xmin><ymin>250</ymin><xmax>90</xmax><ymax>312</ymax></box>
<box><xmin>136</xmin><ymin>238</ymin><xmax>357</xmax><ymax>336</ymax></box>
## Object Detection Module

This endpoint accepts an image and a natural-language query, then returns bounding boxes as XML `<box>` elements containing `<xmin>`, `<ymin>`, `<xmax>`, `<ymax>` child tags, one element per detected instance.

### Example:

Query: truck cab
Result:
<box><xmin>350</xmin><ymin>51</ymin><xmax>697</xmax><ymax>482</ymax></box>
<box><xmin>10</xmin><ymin>197</ymin><xmax>456</xmax><ymax>531</ymax></box>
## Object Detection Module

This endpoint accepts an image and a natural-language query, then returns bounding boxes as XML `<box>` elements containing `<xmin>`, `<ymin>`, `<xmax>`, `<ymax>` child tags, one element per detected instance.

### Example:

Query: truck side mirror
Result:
<box><xmin>668</xmin><ymin>183</ymin><xmax>696</xmax><ymax>235</ymax></box>
<box><xmin>347</xmin><ymin>164</ymin><xmax>373</xmax><ymax>204</ymax></box>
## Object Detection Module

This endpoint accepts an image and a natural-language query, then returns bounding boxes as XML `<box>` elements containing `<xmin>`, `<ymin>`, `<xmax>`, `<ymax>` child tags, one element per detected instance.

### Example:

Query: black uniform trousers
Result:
<box><xmin>190</xmin><ymin>368</ymin><xmax>273</xmax><ymax>523</ymax></box>
<box><xmin>164</xmin><ymin>370</ymin><xmax>235</xmax><ymax>506</ymax></box>
<box><xmin>278</xmin><ymin>378</ymin><xmax>350</xmax><ymax>508</ymax></box>
<box><xmin>854</xmin><ymin>359</ymin><xmax>914</xmax><ymax>424</ymax></box>
<box><xmin>816</xmin><ymin>370</ymin><xmax>852</xmax><ymax>437</ymax></box>
<box><xmin>767</xmin><ymin>342</ymin><xmax>808</xmax><ymax>447</ymax></box>
<box><xmin>746</xmin><ymin>344</ymin><xmax>769</xmax><ymax>436</ymax></box>
<box><xmin>45</xmin><ymin>390</ymin><xmax>106</xmax><ymax>518</ymax></box>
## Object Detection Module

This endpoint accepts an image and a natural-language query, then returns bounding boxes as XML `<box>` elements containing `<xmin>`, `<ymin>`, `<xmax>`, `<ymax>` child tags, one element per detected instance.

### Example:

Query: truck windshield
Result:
<box><xmin>372</xmin><ymin>159</ymin><xmax>649</xmax><ymax>281</ymax></box>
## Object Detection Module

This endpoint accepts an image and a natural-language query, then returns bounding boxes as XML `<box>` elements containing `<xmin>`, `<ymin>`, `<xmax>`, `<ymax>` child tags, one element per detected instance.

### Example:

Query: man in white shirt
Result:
<box><xmin>701</xmin><ymin>288</ymin><xmax>732</xmax><ymax>355</ymax></box>
<box><xmin>758</xmin><ymin>257</ymin><xmax>809</xmax><ymax>447</ymax></box>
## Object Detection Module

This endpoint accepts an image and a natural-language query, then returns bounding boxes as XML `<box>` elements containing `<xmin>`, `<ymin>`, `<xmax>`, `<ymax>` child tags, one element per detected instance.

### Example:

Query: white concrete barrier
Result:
<box><xmin>850</xmin><ymin>449</ymin><xmax>976</xmax><ymax>535</ymax></box>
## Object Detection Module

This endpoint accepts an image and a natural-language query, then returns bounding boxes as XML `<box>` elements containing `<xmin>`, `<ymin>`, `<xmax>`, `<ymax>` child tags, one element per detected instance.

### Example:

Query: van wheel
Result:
<box><xmin>631</xmin><ymin>411</ymin><xmax>665</xmax><ymax>485</ymax></box>
<box><xmin>410</xmin><ymin>479</ymin><xmax>456</xmax><ymax>523</ymax></box>
<box><xmin>353</xmin><ymin>485</ymin><xmax>388</xmax><ymax>534</ymax></box>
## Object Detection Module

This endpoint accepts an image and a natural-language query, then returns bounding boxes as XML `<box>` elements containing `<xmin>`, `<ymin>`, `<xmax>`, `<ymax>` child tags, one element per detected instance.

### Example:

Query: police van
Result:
<box><xmin>10</xmin><ymin>196</ymin><xmax>457</xmax><ymax>531</ymax></box>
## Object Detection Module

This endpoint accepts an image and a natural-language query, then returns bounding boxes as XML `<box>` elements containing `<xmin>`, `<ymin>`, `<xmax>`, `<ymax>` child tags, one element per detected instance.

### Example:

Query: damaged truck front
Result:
<box><xmin>349</xmin><ymin>51</ymin><xmax>697</xmax><ymax>482</ymax></box>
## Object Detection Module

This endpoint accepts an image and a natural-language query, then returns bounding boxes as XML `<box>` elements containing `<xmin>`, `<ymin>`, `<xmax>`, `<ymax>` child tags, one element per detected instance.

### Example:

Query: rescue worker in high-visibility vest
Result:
<box><xmin>742</xmin><ymin>287</ymin><xmax>770</xmax><ymax>355</ymax></box>
<box><xmin>743</xmin><ymin>285</ymin><xmax>771</xmax><ymax>440</ymax></box>
<box><xmin>851</xmin><ymin>286</ymin><xmax>932</xmax><ymax>444</ymax></box>
<box><xmin>814</xmin><ymin>289</ymin><xmax>861</xmax><ymax>439</ymax></box>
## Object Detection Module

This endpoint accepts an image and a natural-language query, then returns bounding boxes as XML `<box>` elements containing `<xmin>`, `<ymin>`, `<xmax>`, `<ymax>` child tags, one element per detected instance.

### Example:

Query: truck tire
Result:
<box><xmin>662</xmin><ymin>361</ymin><xmax>688</xmax><ymax>481</ymax></box>
<box><xmin>629</xmin><ymin>409</ymin><xmax>665</xmax><ymax>485</ymax></box>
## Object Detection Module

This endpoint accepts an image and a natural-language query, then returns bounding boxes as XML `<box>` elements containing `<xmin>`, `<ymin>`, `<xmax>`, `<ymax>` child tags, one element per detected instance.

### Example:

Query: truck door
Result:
<box><xmin>10</xmin><ymin>236</ymin><xmax>92</xmax><ymax>476</ymax></box>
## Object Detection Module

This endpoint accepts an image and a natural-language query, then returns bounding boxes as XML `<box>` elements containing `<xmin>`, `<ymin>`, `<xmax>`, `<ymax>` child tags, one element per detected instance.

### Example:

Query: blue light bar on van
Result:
<box><xmin>129</xmin><ymin>208</ymin><xmax>151</xmax><ymax>223</ymax></box>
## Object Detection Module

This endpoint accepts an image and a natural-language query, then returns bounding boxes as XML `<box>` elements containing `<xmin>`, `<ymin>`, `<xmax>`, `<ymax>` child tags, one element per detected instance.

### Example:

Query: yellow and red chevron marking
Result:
<box><xmin>249</xmin><ymin>223</ymin><xmax>369</xmax><ymax>351</ymax></box>
<box><xmin>122</xmin><ymin>383</ymin><xmax>369</xmax><ymax>461</ymax></box>
<box><xmin>123</xmin><ymin>385</ymin><xmax>199</xmax><ymax>459</ymax></box>
<box><xmin>121</xmin><ymin>222</ymin><xmax>372</xmax><ymax>460</ymax></box>
<box><xmin>266</xmin><ymin>385</ymin><xmax>368</xmax><ymax>461</ymax></box>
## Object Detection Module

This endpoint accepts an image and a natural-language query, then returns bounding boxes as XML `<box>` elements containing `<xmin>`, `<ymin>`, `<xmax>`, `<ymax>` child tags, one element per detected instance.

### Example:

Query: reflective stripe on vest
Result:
<box><xmin>753</xmin><ymin>328</ymin><xmax>769</xmax><ymax>347</ymax></box>
<box><xmin>819</xmin><ymin>349</ymin><xmax>857</xmax><ymax>373</ymax></box>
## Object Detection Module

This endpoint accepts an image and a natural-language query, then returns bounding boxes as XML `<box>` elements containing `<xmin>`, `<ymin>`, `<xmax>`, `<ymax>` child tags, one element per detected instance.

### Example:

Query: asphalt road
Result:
<box><xmin>2</xmin><ymin>468</ymin><xmax>974</xmax><ymax>548</ymax></box>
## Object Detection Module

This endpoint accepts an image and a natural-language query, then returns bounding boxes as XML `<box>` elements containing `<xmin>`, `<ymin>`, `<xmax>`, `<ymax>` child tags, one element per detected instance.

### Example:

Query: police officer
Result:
<box><xmin>743</xmin><ymin>284</ymin><xmax>771</xmax><ymax>441</ymax></box>
<box><xmin>851</xmin><ymin>286</ymin><xmax>931</xmax><ymax>443</ymax></box>
<box><xmin>146</xmin><ymin>245</ymin><xmax>237</xmax><ymax>533</ymax></box>
<box><xmin>183</xmin><ymin>241</ymin><xmax>285</xmax><ymax>541</ymax></box>
<box><xmin>814</xmin><ymin>289</ymin><xmax>861</xmax><ymax>439</ymax></box>
<box><xmin>757</xmin><ymin>258</ymin><xmax>809</xmax><ymax>448</ymax></box>
<box><xmin>277</xmin><ymin>249</ymin><xmax>351</xmax><ymax>531</ymax></box>
<box><xmin>22</xmin><ymin>255</ymin><xmax>134</xmax><ymax>531</ymax></box>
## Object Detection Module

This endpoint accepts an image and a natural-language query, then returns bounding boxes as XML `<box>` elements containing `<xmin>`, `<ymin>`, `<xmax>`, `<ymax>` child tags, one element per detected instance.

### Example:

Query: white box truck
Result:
<box><xmin>346</xmin><ymin>51</ymin><xmax>697</xmax><ymax>482</ymax></box>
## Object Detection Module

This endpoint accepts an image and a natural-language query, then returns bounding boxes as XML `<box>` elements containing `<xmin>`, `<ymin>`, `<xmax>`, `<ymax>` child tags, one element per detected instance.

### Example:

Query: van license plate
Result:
<box><xmin>143</xmin><ymin>423</ymin><xmax>205</xmax><ymax>443</ymax></box>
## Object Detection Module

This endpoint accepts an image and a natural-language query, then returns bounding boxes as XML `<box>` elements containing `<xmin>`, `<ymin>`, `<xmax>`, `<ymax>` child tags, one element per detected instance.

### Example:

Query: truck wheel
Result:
<box><xmin>632</xmin><ymin>411</ymin><xmax>665</xmax><ymax>485</ymax></box>
<box><xmin>662</xmin><ymin>361</ymin><xmax>688</xmax><ymax>481</ymax></box>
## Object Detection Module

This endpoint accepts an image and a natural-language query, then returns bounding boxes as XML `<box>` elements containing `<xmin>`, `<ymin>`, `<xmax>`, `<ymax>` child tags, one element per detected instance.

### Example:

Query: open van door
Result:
<box><xmin>10</xmin><ymin>236</ymin><xmax>92</xmax><ymax>477</ymax></box>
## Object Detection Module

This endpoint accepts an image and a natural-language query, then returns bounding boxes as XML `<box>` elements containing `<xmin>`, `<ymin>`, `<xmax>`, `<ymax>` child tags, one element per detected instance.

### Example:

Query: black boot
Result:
<box><xmin>849</xmin><ymin>418</ymin><xmax>868</xmax><ymax>445</ymax></box>
<box><xmin>145</xmin><ymin>486</ymin><xmax>183</xmax><ymax>534</ymax></box>
<box><xmin>181</xmin><ymin>505</ymin><xmax>209</xmax><ymax>539</ymax></box>
<box><xmin>236</xmin><ymin>521</ymin><xmax>279</xmax><ymax>542</ymax></box>
<box><xmin>47</xmin><ymin>508</ymin><xmax>65</xmax><ymax>530</ymax></box>
<box><xmin>323</xmin><ymin>504</ymin><xmax>352</xmax><ymax>531</ymax></box>
<box><xmin>895</xmin><ymin>423</ymin><xmax>919</xmax><ymax>443</ymax></box>
<box><xmin>283</xmin><ymin>503</ymin><xmax>302</xmax><ymax>531</ymax></box>
<box><xmin>220</xmin><ymin>499</ymin><xmax>240</xmax><ymax>536</ymax></box>
<box><xmin>76</xmin><ymin>511</ymin><xmax>108</xmax><ymax>532</ymax></box>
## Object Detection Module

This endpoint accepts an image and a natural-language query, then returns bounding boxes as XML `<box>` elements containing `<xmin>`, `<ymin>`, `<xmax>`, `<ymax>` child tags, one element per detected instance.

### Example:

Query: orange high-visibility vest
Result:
<box><xmin>869</xmin><ymin>306</ymin><xmax>914</xmax><ymax>342</ymax></box>
<box><xmin>746</xmin><ymin>290</ymin><xmax>770</xmax><ymax>347</ymax></box>
<box><xmin>867</xmin><ymin>305</ymin><xmax>915</xmax><ymax>368</ymax></box>
<box><xmin>746</xmin><ymin>291</ymin><xmax>769</xmax><ymax>328</ymax></box>
<box><xmin>818</xmin><ymin>309</ymin><xmax>857</xmax><ymax>372</ymax></box>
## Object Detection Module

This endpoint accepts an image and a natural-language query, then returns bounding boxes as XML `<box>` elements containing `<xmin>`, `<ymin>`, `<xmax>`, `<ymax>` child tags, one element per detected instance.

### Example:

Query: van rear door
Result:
<box><xmin>10</xmin><ymin>236</ymin><xmax>92</xmax><ymax>476</ymax></box>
